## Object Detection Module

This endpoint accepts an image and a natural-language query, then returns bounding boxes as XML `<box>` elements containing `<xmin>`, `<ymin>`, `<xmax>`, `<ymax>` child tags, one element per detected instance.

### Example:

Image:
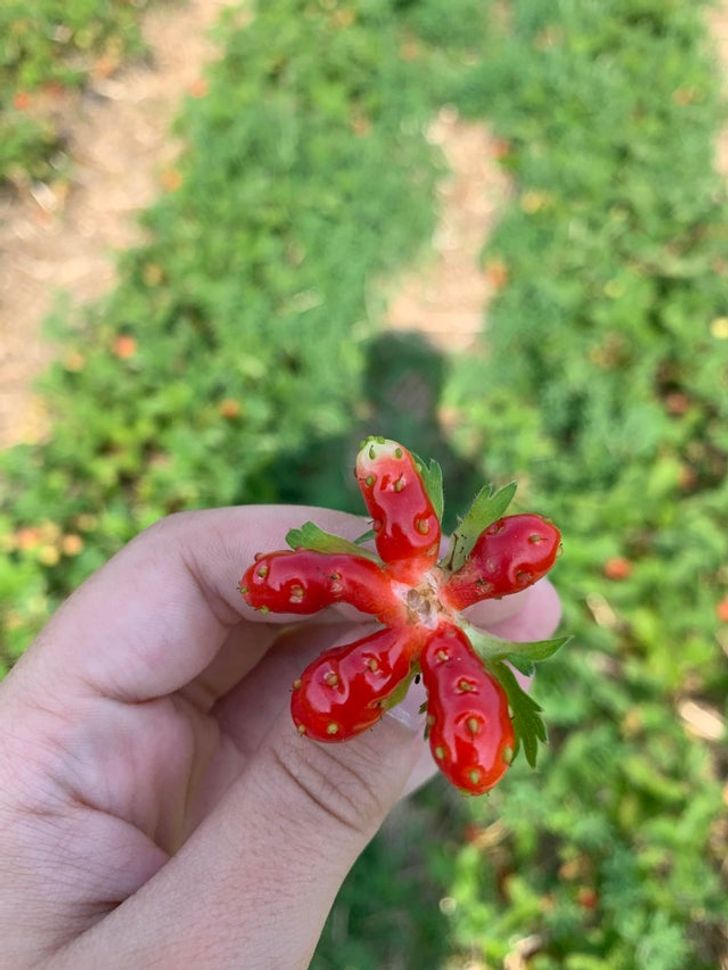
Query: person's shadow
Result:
<box><xmin>253</xmin><ymin>331</ymin><xmax>483</xmax><ymax>534</ymax></box>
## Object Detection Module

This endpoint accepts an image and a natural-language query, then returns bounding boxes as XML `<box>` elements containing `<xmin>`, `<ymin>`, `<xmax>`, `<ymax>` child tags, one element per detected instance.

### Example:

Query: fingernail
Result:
<box><xmin>384</xmin><ymin>677</ymin><xmax>428</xmax><ymax>733</ymax></box>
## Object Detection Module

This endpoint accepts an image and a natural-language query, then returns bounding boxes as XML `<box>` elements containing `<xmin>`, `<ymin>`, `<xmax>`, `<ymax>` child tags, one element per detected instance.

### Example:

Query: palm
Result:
<box><xmin>88</xmin><ymin>619</ymin><xmax>358</xmax><ymax>860</ymax></box>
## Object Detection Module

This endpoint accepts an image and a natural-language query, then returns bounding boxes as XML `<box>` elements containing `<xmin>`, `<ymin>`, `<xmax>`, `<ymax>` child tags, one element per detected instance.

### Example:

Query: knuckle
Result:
<box><xmin>270</xmin><ymin>729</ymin><xmax>389</xmax><ymax>840</ymax></box>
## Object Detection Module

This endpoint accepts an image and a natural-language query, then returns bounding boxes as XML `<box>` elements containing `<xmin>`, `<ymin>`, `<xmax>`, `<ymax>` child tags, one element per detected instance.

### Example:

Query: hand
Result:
<box><xmin>0</xmin><ymin>507</ymin><xmax>560</xmax><ymax>969</ymax></box>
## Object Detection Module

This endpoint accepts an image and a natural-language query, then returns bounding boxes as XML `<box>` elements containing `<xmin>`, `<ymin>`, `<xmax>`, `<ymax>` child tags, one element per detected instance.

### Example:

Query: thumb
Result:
<box><xmin>63</xmin><ymin>703</ymin><xmax>424</xmax><ymax>969</ymax></box>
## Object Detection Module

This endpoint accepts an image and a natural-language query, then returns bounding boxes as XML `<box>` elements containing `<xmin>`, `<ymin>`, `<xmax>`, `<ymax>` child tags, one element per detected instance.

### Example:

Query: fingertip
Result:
<box><xmin>481</xmin><ymin>578</ymin><xmax>562</xmax><ymax>641</ymax></box>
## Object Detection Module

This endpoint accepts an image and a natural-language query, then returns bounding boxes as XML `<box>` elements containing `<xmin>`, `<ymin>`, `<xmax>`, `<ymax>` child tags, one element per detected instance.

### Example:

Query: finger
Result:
<box><xmin>12</xmin><ymin>507</ymin><xmax>371</xmax><ymax>705</ymax></box>
<box><xmin>60</xmin><ymin>696</ymin><xmax>425</xmax><ymax>968</ymax></box>
<box><xmin>474</xmin><ymin>578</ymin><xmax>562</xmax><ymax>641</ymax></box>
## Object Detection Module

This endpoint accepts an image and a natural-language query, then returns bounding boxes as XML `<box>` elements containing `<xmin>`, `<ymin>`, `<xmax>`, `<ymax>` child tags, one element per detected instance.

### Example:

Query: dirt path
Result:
<box><xmin>0</xmin><ymin>0</ymin><xmax>234</xmax><ymax>448</ymax></box>
<box><xmin>710</xmin><ymin>3</ymin><xmax>728</xmax><ymax>178</ymax></box>
<box><xmin>385</xmin><ymin>107</ymin><xmax>511</xmax><ymax>353</ymax></box>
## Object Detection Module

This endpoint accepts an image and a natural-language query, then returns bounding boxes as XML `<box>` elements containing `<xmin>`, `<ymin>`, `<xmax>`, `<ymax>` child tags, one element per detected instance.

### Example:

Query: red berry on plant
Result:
<box><xmin>239</xmin><ymin>436</ymin><xmax>566</xmax><ymax>795</ymax></box>
<box><xmin>603</xmin><ymin>556</ymin><xmax>632</xmax><ymax>581</ymax></box>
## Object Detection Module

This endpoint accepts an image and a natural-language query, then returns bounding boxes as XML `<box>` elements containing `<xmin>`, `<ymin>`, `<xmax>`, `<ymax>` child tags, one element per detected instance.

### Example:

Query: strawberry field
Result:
<box><xmin>1</xmin><ymin>1</ymin><xmax>727</xmax><ymax>967</ymax></box>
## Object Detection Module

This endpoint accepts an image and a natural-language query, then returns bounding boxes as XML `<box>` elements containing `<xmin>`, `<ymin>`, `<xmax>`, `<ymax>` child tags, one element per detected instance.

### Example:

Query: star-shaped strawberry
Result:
<box><xmin>239</xmin><ymin>437</ymin><xmax>566</xmax><ymax>794</ymax></box>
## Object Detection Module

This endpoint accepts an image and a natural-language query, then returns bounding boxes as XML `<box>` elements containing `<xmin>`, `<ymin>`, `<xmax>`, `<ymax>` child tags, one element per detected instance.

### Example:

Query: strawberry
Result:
<box><xmin>291</xmin><ymin>626</ymin><xmax>425</xmax><ymax>741</ymax></box>
<box><xmin>240</xmin><ymin>436</ymin><xmax>567</xmax><ymax>795</ymax></box>
<box><xmin>355</xmin><ymin>437</ymin><xmax>441</xmax><ymax>583</ymax></box>
<box><xmin>441</xmin><ymin>514</ymin><xmax>561</xmax><ymax>610</ymax></box>
<box><xmin>420</xmin><ymin>624</ymin><xmax>514</xmax><ymax>794</ymax></box>
<box><xmin>240</xmin><ymin>550</ymin><xmax>405</xmax><ymax>624</ymax></box>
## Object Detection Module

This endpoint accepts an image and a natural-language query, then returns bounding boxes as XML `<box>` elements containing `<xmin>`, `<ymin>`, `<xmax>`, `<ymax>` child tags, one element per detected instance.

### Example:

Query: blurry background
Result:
<box><xmin>1</xmin><ymin>0</ymin><xmax>727</xmax><ymax>967</ymax></box>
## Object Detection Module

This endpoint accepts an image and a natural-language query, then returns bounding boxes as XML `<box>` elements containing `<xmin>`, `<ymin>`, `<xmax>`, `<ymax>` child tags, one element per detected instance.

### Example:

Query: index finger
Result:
<box><xmin>11</xmin><ymin>506</ymin><xmax>370</xmax><ymax>704</ymax></box>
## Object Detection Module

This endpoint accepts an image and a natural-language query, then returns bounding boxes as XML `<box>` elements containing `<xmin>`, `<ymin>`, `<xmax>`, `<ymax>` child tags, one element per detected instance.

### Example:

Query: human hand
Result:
<box><xmin>0</xmin><ymin>507</ymin><xmax>560</xmax><ymax>969</ymax></box>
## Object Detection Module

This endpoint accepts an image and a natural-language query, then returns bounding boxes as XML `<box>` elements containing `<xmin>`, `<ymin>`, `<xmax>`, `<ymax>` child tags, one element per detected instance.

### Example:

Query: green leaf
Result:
<box><xmin>285</xmin><ymin>522</ymin><xmax>379</xmax><ymax>562</ymax></box>
<box><xmin>380</xmin><ymin>665</ymin><xmax>420</xmax><ymax>712</ymax></box>
<box><xmin>464</xmin><ymin>623</ymin><xmax>570</xmax><ymax>668</ymax></box>
<box><xmin>412</xmin><ymin>452</ymin><xmax>444</xmax><ymax>522</ymax></box>
<box><xmin>353</xmin><ymin>528</ymin><xmax>375</xmax><ymax>545</ymax></box>
<box><xmin>488</xmin><ymin>659</ymin><xmax>547</xmax><ymax>768</ymax></box>
<box><xmin>445</xmin><ymin>481</ymin><xmax>517</xmax><ymax>572</ymax></box>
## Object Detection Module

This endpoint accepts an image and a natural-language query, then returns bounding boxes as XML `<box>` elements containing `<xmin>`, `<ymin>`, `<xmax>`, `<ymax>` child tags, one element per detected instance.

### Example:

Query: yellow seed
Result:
<box><xmin>393</xmin><ymin>476</ymin><xmax>405</xmax><ymax>492</ymax></box>
<box><xmin>367</xmin><ymin>658</ymin><xmax>379</xmax><ymax>672</ymax></box>
<box><xmin>415</xmin><ymin>519</ymin><xmax>430</xmax><ymax>535</ymax></box>
<box><xmin>297</xmin><ymin>723</ymin><xmax>307</xmax><ymax>735</ymax></box>
<box><xmin>365</xmin><ymin>474</ymin><xmax>376</xmax><ymax>487</ymax></box>
<box><xmin>257</xmin><ymin>564</ymin><xmax>269</xmax><ymax>578</ymax></box>
<box><xmin>457</xmin><ymin>679</ymin><xmax>475</xmax><ymax>693</ymax></box>
<box><xmin>436</xmin><ymin>649</ymin><xmax>449</xmax><ymax>662</ymax></box>
<box><xmin>466</xmin><ymin>717</ymin><xmax>480</xmax><ymax>735</ymax></box>
<box><xmin>394</xmin><ymin>447</ymin><xmax>403</xmax><ymax>458</ymax></box>
<box><xmin>326</xmin><ymin>722</ymin><xmax>340</xmax><ymax>736</ymax></box>
<box><xmin>434</xmin><ymin>745</ymin><xmax>446</xmax><ymax>760</ymax></box>
<box><xmin>324</xmin><ymin>671</ymin><xmax>339</xmax><ymax>687</ymax></box>
<box><xmin>292</xmin><ymin>678</ymin><xmax>302</xmax><ymax>689</ymax></box>
<box><xmin>468</xmin><ymin>768</ymin><xmax>481</xmax><ymax>785</ymax></box>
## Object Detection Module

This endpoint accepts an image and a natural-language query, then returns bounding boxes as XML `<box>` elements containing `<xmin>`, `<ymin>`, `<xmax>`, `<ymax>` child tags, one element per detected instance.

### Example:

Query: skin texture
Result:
<box><xmin>0</xmin><ymin>506</ymin><xmax>560</xmax><ymax>969</ymax></box>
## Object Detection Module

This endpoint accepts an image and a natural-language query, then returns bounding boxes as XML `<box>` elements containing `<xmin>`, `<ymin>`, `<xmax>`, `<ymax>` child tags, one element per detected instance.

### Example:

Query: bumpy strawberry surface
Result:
<box><xmin>239</xmin><ymin>436</ymin><xmax>564</xmax><ymax>795</ymax></box>
<box><xmin>420</xmin><ymin>625</ymin><xmax>515</xmax><ymax>794</ymax></box>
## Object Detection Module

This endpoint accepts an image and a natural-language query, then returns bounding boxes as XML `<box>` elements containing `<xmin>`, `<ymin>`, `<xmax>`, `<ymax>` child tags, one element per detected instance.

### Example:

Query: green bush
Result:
<box><xmin>0</xmin><ymin>0</ymin><xmax>442</xmax><ymax>667</ymax></box>
<box><xmin>0</xmin><ymin>0</ymin><xmax>152</xmax><ymax>182</ymax></box>
<box><xmin>1</xmin><ymin>0</ymin><xmax>725</xmax><ymax>967</ymax></box>
<box><xmin>434</xmin><ymin>0</ymin><xmax>727</xmax><ymax>965</ymax></box>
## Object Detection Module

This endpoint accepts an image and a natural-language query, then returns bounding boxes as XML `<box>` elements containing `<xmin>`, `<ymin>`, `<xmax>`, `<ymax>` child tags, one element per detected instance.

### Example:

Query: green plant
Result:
<box><xmin>0</xmin><ymin>0</ymin><xmax>154</xmax><ymax>183</ymax></box>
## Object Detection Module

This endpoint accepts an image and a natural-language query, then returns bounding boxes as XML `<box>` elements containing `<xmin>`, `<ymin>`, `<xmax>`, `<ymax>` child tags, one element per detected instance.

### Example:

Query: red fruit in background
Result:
<box><xmin>604</xmin><ymin>556</ymin><xmax>632</xmax><ymax>581</ymax></box>
<box><xmin>420</xmin><ymin>624</ymin><xmax>515</xmax><ymax>794</ymax></box>
<box><xmin>442</xmin><ymin>514</ymin><xmax>561</xmax><ymax>610</ymax></box>
<box><xmin>715</xmin><ymin>597</ymin><xmax>728</xmax><ymax>623</ymax></box>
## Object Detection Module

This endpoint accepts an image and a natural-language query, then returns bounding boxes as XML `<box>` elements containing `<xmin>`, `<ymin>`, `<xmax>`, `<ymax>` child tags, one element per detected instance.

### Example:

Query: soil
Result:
<box><xmin>0</xmin><ymin>0</ymin><xmax>235</xmax><ymax>448</ymax></box>
<box><xmin>385</xmin><ymin>107</ymin><xmax>512</xmax><ymax>353</ymax></box>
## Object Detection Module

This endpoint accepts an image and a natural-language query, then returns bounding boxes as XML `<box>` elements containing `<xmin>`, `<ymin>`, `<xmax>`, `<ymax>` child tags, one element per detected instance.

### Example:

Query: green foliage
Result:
<box><xmin>446</xmin><ymin>480</ymin><xmax>517</xmax><ymax>571</ymax></box>
<box><xmin>0</xmin><ymin>0</ymin><xmax>440</xmax><ymax>653</ymax></box>
<box><xmin>438</xmin><ymin>0</ymin><xmax>728</xmax><ymax>965</ymax></box>
<box><xmin>0</xmin><ymin>0</ymin><xmax>154</xmax><ymax>183</ymax></box>
<box><xmin>285</xmin><ymin>521</ymin><xmax>378</xmax><ymax>561</ymax></box>
<box><xmin>2</xmin><ymin>0</ymin><xmax>726</xmax><ymax>967</ymax></box>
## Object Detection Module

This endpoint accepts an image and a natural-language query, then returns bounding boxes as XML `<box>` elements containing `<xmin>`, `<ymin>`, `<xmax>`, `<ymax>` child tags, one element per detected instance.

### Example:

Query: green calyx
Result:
<box><xmin>444</xmin><ymin>481</ymin><xmax>517</xmax><ymax>573</ymax></box>
<box><xmin>286</xmin><ymin>521</ymin><xmax>379</xmax><ymax>562</ymax></box>
<box><xmin>460</xmin><ymin>622</ymin><xmax>571</xmax><ymax>768</ymax></box>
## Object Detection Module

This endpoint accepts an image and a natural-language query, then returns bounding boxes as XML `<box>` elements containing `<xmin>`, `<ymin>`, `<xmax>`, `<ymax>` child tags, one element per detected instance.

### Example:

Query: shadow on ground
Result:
<box><xmin>255</xmin><ymin>331</ymin><xmax>482</xmax><ymax>535</ymax></box>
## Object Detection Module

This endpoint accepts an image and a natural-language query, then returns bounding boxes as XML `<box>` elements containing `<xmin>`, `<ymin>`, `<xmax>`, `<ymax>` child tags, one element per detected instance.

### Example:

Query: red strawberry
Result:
<box><xmin>420</xmin><ymin>624</ymin><xmax>514</xmax><ymax>794</ymax></box>
<box><xmin>291</xmin><ymin>626</ymin><xmax>424</xmax><ymax>741</ymax></box>
<box><xmin>355</xmin><ymin>437</ymin><xmax>441</xmax><ymax>583</ymax></box>
<box><xmin>241</xmin><ymin>550</ymin><xmax>404</xmax><ymax>624</ymax></box>
<box><xmin>442</xmin><ymin>514</ymin><xmax>561</xmax><ymax>610</ymax></box>
<box><xmin>239</xmin><ymin>436</ymin><xmax>564</xmax><ymax>795</ymax></box>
